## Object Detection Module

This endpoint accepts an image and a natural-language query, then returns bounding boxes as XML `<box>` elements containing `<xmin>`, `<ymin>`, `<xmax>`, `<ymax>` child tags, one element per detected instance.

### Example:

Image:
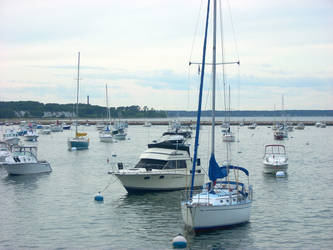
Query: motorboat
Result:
<box><xmin>2</xmin><ymin>129</ymin><xmax>20</xmax><ymax>145</ymax></box>
<box><xmin>320</xmin><ymin>122</ymin><xmax>326</xmax><ymax>128</ymax></box>
<box><xmin>24</xmin><ymin>129</ymin><xmax>39</xmax><ymax>141</ymax></box>
<box><xmin>100</xmin><ymin>129</ymin><xmax>113</xmax><ymax>142</ymax></box>
<box><xmin>286</xmin><ymin>122</ymin><xmax>293</xmax><ymax>131</ymax></box>
<box><xmin>181</xmin><ymin>0</ymin><xmax>252</xmax><ymax>232</ymax></box>
<box><xmin>143</xmin><ymin>121</ymin><xmax>152</xmax><ymax>127</ymax></box>
<box><xmin>113</xmin><ymin>135</ymin><xmax>205</xmax><ymax>193</ymax></box>
<box><xmin>112</xmin><ymin>127</ymin><xmax>127</xmax><ymax>140</ymax></box>
<box><xmin>163</xmin><ymin>120</ymin><xmax>192</xmax><ymax>138</ymax></box>
<box><xmin>112</xmin><ymin>121</ymin><xmax>127</xmax><ymax>140</ymax></box>
<box><xmin>0</xmin><ymin>141</ymin><xmax>11</xmax><ymax>165</ymax></box>
<box><xmin>263</xmin><ymin>144</ymin><xmax>288</xmax><ymax>174</ymax></box>
<box><xmin>315</xmin><ymin>122</ymin><xmax>321</xmax><ymax>127</ymax></box>
<box><xmin>62</xmin><ymin>123</ymin><xmax>71</xmax><ymax>130</ymax></box>
<box><xmin>274</xmin><ymin>123</ymin><xmax>288</xmax><ymax>139</ymax></box>
<box><xmin>248</xmin><ymin>122</ymin><xmax>257</xmax><ymax>129</ymax></box>
<box><xmin>41</xmin><ymin>125</ymin><xmax>52</xmax><ymax>134</ymax></box>
<box><xmin>3</xmin><ymin>146</ymin><xmax>52</xmax><ymax>175</ymax></box>
<box><xmin>274</xmin><ymin>130</ymin><xmax>285</xmax><ymax>140</ymax></box>
<box><xmin>51</xmin><ymin>124</ymin><xmax>63</xmax><ymax>132</ymax></box>
<box><xmin>295</xmin><ymin>123</ymin><xmax>305</xmax><ymax>130</ymax></box>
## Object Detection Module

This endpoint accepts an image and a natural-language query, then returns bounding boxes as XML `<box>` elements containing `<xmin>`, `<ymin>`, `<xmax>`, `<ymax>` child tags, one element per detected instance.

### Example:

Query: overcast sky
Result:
<box><xmin>0</xmin><ymin>0</ymin><xmax>332</xmax><ymax>110</ymax></box>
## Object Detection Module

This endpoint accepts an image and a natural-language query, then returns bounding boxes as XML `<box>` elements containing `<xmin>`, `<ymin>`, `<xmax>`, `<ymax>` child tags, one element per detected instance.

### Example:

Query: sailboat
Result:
<box><xmin>67</xmin><ymin>52</ymin><xmax>89</xmax><ymax>150</ymax></box>
<box><xmin>99</xmin><ymin>84</ymin><xmax>113</xmax><ymax>142</ymax></box>
<box><xmin>181</xmin><ymin>0</ymin><xmax>252</xmax><ymax>232</ymax></box>
<box><xmin>222</xmin><ymin>85</ymin><xmax>235</xmax><ymax>142</ymax></box>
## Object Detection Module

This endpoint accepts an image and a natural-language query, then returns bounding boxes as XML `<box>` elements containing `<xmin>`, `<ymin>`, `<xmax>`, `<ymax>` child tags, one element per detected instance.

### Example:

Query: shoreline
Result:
<box><xmin>1</xmin><ymin>119</ymin><xmax>332</xmax><ymax>126</ymax></box>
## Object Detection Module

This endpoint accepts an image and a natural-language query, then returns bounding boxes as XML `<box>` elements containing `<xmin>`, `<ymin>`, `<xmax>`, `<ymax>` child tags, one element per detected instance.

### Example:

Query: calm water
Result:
<box><xmin>0</xmin><ymin>123</ymin><xmax>333</xmax><ymax>249</ymax></box>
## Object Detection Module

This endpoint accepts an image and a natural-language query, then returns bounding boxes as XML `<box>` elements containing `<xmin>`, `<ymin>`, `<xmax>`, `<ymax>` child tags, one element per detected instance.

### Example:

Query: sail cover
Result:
<box><xmin>208</xmin><ymin>154</ymin><xmax>249</xmax><ymax>182</ymax></box>
<box><xmin>208</xmin><ymin>154</ymin><xmax>228</xmax><ymax>182</ymax></box>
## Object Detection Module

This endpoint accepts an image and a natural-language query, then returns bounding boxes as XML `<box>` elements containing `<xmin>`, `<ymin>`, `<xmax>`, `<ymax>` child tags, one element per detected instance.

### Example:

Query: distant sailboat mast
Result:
<box><xmin>76</xmin><ymin>52</ymin><xmax>80</xmax><ymax>136</ymax></box>
<box><xmin>106</xmin><ymin>84</ymin><xmax>111</xmax><ymax>128</ymax></box>
<box><xmin>211</xmin><ymin>0</ymin><xmax>217</xmax><ymax>155</ymax></box>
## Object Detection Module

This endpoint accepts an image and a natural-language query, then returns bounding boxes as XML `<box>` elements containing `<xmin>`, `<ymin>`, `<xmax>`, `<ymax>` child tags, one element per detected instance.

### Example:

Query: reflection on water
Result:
<box><xmin>0</xmin><ymin>125</ymin><xmax>333</xmax><ymax>249</ymax></box>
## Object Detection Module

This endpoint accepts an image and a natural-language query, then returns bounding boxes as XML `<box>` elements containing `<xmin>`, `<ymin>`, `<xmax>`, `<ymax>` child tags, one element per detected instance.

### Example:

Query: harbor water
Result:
<box><xmin>0</xmin><ymin>123</ymin><xmax>333</xmax><ymax>249</ymax></box>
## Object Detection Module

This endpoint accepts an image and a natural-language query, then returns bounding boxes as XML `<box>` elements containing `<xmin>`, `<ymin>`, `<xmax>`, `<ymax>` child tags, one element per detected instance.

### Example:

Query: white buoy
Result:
<box><xmin>172</xmin><ymin>234</ymin><xmax>187</xmax><ymax>248</ymax></box>
<box><xmin>276</xmin><ymin>171</ymin><xmax>285</xmax><ymax>178</ymax></box>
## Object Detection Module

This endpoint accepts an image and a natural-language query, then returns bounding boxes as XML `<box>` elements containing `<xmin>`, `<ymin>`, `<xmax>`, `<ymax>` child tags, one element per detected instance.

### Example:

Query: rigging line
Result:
<box><xmin>218</xmin><ymin>0</ymin><xmax>227</xmax><ymax>123</ymax></box>
<box><xmin>187</xmin><ymin>63</ymin><xmax>191</xmax><ymax>111</ymax></box>
<box><xmin>226</xmin><ymin>0</ymin><xmax>240</xmax><ymax>61</ymax></box>
<box><xmin>188</xmin><ymin>0</ymin><xmax>204</xmax><ymax>63</ymax></box>
<box><xmin>188</xmin><ymin>0</ymin><xmax>204</xmax><ymax>112</ymax></box>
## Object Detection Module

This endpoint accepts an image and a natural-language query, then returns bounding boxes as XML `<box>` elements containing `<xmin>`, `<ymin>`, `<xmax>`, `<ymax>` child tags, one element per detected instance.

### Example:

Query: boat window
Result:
<box><xmin>135</xmin><ymin>159</ymin><xmax>167</xmax><ymax>170</ymax></box>
<box><xmin>164</xmin><ymin>160</ymin><xmax>186</xmax><ymax>169</ymax></box>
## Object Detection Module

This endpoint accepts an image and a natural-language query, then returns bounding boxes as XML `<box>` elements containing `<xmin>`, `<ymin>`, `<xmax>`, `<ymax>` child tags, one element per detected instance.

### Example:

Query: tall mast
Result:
<box><xmin>211</xmin><ymin>0</ymin><xmax>217</xmax><ymax>155</ymax></box>
<box><xmin>228</xmin><ymin>84</ymin><xmax>231</xmax><ymax>124</ymax></box>
<box><xmin>189</xmin><ymin>0</ymin><xmax>210</xmax><ymax>199</ymax></box>
<box><xmin>106</xmin><ymin>84</ymin><xmax>111</xmax><ymax>126</ymax></box>
<box><xmin>76</xmin><ymin>52</ymin><xmax>80</xmax><ymax>135</ymax></box>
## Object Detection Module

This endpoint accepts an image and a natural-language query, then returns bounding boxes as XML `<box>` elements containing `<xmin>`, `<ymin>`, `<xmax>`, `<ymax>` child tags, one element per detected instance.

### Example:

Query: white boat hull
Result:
<box><xmin>263</xmin><ymin>162</ymin><xmax>288</xmax><ymax>174</ymax></box>
<box><xmin>113</xmin><ymin>134</ymin><xmax>126</xmax><ymax>140</ymax></box>
<box><xmin>3</xmin><ymin>162</ymin><xmax>52</xmax><ymax>175</ymax></box>
<box><xmin>4</xmin><ymin>137</ymin><xmax>20</xmax><ymax>145</ymax></box>
<box><xmin>181</xmin><ymin>202</ymin><xmax>251</xmax><ymax>231</ymax></box>
<box><xmin>222</xmin><ymin>134</ymin><xmax>235</xmax><ymax>142</ymax></box>
<box><xmin>114</xmin><ymin>172</ymin><xmax>205</xmax><ymax>193</ymax></box>
<box><xmin>24</xmin><ymin>135</ymin><xmax>38</xmax><ymax>141</ymax></box>
<box><xmin>99</xmin><ymin>136</ymin><xmax>113</xmax><ymax>142</ymax></box>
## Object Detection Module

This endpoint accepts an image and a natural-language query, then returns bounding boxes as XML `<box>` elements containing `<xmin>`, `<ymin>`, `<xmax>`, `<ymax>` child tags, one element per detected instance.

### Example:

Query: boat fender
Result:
<box><xmin>276</xmin><ymin>171</ymin><xmax>285</xmax><ymax>178</ymax></box>
<box><xmin>172</xmin><ymin>234</ymin><xmax>187</xmax><ymax>248</ymax></box>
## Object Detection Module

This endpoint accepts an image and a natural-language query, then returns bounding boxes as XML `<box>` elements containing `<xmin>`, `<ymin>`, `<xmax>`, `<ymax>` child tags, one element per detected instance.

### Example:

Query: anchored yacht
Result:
<box><xmin>113</xmin><ymin>135</ymin><xmax>204</xmax><ymax>193</ymax></box>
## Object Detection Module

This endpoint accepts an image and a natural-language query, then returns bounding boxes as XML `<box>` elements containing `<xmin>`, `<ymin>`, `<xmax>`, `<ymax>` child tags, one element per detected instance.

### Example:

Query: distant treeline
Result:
<box><xmin>1</xmin><ymin>101</ymin><xmax>332</xmax><ymax>119</ymax></box>
<box><xmin>0</xmin><ymin>101</ymin><xmax>167</xmax><ymax>119</ymax></box>
<box><xmin>166</xmin><ymin>110</ymin><xmax>333</xmax><ymax>117</ymax></box>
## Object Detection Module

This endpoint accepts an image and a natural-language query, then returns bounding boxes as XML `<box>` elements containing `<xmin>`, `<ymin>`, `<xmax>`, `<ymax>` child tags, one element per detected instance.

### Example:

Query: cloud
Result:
<box><xmin>0</xmin><ymin>0</ymin><xmax>332</xmax><ymax>110</ymax></box>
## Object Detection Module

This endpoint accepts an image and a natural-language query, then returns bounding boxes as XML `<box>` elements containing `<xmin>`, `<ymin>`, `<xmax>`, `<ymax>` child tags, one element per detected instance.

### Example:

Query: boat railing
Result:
<box><xmin>181</xmin><ymin>189</ymin><xmax>211</xmax><ymax>206</ymax></box>
<box><xmin>182</xmin><ymin>181</ymin><xmax>251</xmax><ymax>205</ymax></box>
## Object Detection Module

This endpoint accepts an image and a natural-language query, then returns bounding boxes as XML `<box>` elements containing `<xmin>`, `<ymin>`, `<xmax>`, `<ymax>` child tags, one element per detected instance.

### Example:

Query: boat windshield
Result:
<box><xmin>12</xmin><ymin>151</ymin><xmax>34</xmax><ymax>157</ymax></box>
<box><xmin>135</xmin><ymin>159</ymin><xmax>187</xmax><ymax>170</ymax></box>
<box><xmin>265</xmin><ymin>145</ymin><xmax>286</xmax><ymax>154</ymax></box>
<box><xmin>135</xmin><ymin>159</ymin><xmax>167</xmax><ymax>170</ymax></box>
